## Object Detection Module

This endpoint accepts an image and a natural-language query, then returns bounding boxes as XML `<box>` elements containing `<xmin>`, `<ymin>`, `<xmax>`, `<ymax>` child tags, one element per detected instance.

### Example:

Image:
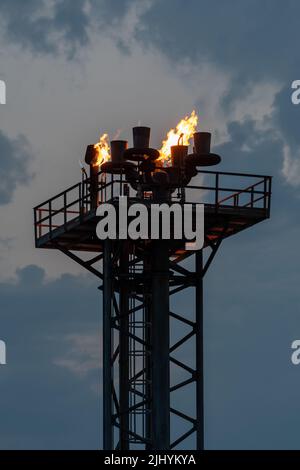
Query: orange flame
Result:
<box><xmin>159</xmin><ymin>110</ymin><xmax>198</xmax><ymax>165</ymax></box>
<box><xmin>93</xmin><ymin>133</ymin><xmax>111</xmax><ymax>166</ymax></box>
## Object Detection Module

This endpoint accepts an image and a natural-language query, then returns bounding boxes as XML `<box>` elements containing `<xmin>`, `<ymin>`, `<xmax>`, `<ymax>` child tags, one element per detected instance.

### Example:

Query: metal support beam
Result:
<box><xmin>151</xmin><ymin>241</ymin><xmax>170</xmax><ymax>449</ymax></box>
<box><xmin>54</xmin><ymin>243</ymin><xmax>103</xmax><ymax>279</ymax></box>
<box><xmin>103</xmin><ymin>241</ymin><xmax>113</xmax><ymax>450</ymax></box>
<box><xmin>143</xmin><ymin>255</ymin><xmax>152</xmax><ymax>450</ymax></box>
<box><xmin>195</xmin><ymin>250</ymin><xmax>204</xmax><ymax>450</ymax></box>
<box><xmin>119</xmin><ymin>242</ymin><xmax>130</xmax><ymax>449</ymax></box>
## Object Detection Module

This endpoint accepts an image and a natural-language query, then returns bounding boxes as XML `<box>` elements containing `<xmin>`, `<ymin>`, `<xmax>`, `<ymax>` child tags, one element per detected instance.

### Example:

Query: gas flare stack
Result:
<box><xmin>34</xmin><ymin>124</ymin><xmax>272</xmax><ymax>450</ymax></box>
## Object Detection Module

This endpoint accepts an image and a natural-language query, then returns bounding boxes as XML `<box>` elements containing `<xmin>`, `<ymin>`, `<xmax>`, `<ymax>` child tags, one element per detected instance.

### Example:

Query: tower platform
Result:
<box><xmin>34</xmin><ymin>169</ymin><xmax>271</xmax><ymax>255</ymax></box>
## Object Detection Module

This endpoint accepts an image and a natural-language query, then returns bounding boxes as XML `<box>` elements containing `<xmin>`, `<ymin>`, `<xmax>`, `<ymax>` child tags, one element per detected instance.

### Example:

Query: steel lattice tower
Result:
<box><xmin>34</xmin><ymin>127</ymin><xmax>271</xmax><ymax>450</ymax></box>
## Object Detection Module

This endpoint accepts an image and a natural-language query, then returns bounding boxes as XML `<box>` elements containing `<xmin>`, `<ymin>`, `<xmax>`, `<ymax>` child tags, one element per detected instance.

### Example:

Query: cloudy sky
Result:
<box><xmin>1</xmin><ymin>0</ymin><xmax>300</xmax><ymax>449</ymax></box>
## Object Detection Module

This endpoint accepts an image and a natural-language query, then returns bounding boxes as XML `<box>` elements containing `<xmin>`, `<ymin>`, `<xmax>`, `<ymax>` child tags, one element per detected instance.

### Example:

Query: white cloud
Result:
<box><xmin>53</xmin><ymin>333</ymin><xmax>101</xmax><ymax>378</ymax></box>
<box><xmin>282</xmin><ymin>145</ymin><xmax>300</xmax><ymax>187</ymax></box>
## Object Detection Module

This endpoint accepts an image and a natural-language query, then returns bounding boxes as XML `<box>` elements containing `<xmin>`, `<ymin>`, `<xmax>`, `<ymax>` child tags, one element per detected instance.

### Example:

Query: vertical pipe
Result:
<box><xmin>119</xmin><ymin>242</ymin><xmax>130</xmax><ymax>449</ymax></box>
<box><xmin>103</xmin><ymin>240</ymin><xmax>113</xmax><ymax>450</ymax></box>
<box><xmin>151</xmin><ymin>240</ymin><xmax>170</xmax><ymax>449</ymax></box>
<box><xmin>195</xmin><ymin>250</ymin><xmax>204</xmax><ymax>450</ymax></box>
<box><xmin>143</xmin><ymin>255</ymin><xmax>152</xmax><ymax>449</ymax></box>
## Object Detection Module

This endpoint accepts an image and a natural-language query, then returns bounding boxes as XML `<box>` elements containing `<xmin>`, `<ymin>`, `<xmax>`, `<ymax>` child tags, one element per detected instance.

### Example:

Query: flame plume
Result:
<box><xmin>159</xmin><ymin>110</ymin><xmax>198</xmax><ymax>165</ymax></box>
<box><xmin>93</xmin><ymin>133</ymin><xmax>111</xmax><ymax>166</ymax></box>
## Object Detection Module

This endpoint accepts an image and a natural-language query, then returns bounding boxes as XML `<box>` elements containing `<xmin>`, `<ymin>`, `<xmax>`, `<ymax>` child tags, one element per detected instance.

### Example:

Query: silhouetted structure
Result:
<box><xmin>34</xmin><ymin>128</ymin><xmax>271</xmax><ymax>450</ymax></box>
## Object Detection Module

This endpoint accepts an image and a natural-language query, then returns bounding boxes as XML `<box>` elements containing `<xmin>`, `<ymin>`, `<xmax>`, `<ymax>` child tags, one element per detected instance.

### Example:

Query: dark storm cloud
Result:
<box><xmin>0</xmin><ymin>0</ymin><xmax>134</xmax><ymax>57</ymax></box>
<box><xmin>0</xmin><ymin>130</ymin><xmax>33</xmax><ymax>205</ymax></box>
<box><xmin>1</xmin><ymin>0</ymin><xmax>56</xmax><ymax>55</ymax></box>
<box><xmin>214</xmin><ymin>118</ymin><xmax>283</xmax><ymax>176</ymax></box>
<box><xmin>136</xmin><ymin>0</ymin><xmax>300</xmax><ymax>125</ymax></box>
<box><xmin>50</xmin><ymin>0</ymin><xmax>90</xmax><ymax>57</ymax></box>
<box><xmin>0</xmin><ymin>265</ymin><xmax>101</xmax><ymax>449</ymax></box>
<box><xmin>90</xmin><ymin>0</ymin><xmax>133</xmax><ymax>22</ymax></box>
<box><xmin>137</xmin><ymin>0</ymin><xmax>299</xmax><ymax>85</ymax></box>
<box><xmin>0</xmin><ymin>0</ymin><xmax>89</xmax><ymax>56</ymax></box>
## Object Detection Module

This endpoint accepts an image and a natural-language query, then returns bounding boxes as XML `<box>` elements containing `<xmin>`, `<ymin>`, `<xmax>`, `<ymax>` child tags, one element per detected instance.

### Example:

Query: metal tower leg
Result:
<box><xmin>195</xmin><ymin>250</ymin><xmax>204</xmax><ymax>450</ymax></box>
<box><xmin>151</xmin><ymin>241</ymin><xmax>170</xmax><ymax>450</ymax></box>
<box><xmin>143</xmin><ymin>255</ymin><xmax>152</xmax><ymax>450</ymax></box>
<box><xmin>119</xmin><ymin>242</ymin><xmax>130</xmax><ymax>449</ymax></box>
<box><xmin>103</xmin><ymin>241</ymin><xmax>113</xmax><ymax>450</ymax></box>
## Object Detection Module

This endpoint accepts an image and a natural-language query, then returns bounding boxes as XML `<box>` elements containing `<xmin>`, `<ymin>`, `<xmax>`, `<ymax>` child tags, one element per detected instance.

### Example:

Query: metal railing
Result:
<box><xmin>34</xmin><ymin>169</ymin><xmax>272</xmax><ymax>242</ymax></box>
